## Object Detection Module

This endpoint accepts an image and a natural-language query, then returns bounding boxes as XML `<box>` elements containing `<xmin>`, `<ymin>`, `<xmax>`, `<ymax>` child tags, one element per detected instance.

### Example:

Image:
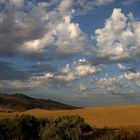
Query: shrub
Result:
<box><xmin>16</xmin><ymin>115</ymin><xmax>41</xmax><ymax>140</ymax></box>
<box><xmin>0</xmin><ymin>115</ymin><xmax>41</xmax><ymax>140</ymax></box>
<box><xmin>0</xmin><ymin>115</ymin><xmax>92</xmax><ymax>140</ymax></box>
<box><xmin>40</xmin><ymin>115</ymin><xmax>92</xmax><ymax>140</ymax></box>
<box><xmin>0</xmin><ymin>114</ymin><xmax>139</xmax><ymax>140</ymax></box>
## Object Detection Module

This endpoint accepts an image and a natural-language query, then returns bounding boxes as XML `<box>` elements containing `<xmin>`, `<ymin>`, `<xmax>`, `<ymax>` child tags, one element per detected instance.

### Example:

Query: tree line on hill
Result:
<box><xmin>0</xmin><ymin>114</ymin><xmax>140</xmax><ymax>140</ymax></box>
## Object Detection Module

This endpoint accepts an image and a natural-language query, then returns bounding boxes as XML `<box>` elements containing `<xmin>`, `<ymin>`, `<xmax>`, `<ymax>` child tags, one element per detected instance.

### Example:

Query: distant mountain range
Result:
<box><xmin>0</xmin><ymin>93</ymin><xmax>78</xmax><ymax>112</ymax></box>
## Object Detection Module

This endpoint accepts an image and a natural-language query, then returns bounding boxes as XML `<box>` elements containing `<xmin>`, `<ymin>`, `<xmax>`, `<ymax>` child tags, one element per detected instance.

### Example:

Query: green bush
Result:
<box><xmin>0</xmin><ymin>115</ymin><xmax>92</xmax><ymax>140</ymax></box>
<box><xmin>0</xmin><ymin>115</ymin><xmax>139</xmax><ymax>140</ymax></box>
<box><xmin>0</xmin><ymin>115</ymin><xmax>41</xmax><ymax>140</ymax></box>
<box><xmin>39</xmin><ymin>115</ymin><xmax>92</xmax><ymax>140</ymax></box>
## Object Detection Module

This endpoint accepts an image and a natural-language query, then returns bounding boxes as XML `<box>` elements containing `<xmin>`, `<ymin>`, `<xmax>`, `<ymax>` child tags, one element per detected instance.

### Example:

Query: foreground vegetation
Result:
<box><xmin>0</xmin><ymin>114</ymin><xmax>140</xmax><ymax>140</ymax></box>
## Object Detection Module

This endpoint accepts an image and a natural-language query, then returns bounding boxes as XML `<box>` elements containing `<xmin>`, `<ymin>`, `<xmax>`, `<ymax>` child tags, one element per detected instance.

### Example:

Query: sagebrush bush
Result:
<box><xmin>0</xmin><ymin>115</ymin><xmax>41</xmax><ymax>140</ymax></box>
<box><xmin>39</xmin><ymin>115</ymin><xmax>92</xmax><ymax>140</ymax></box>
<box><xmin>0</xmin><ymin>115</ymin><xmax>139</xmax><ymax>140</ymax></box>
<box><xmin>0</xmin><ymin>115</ymin><xmax>92</xmax><ymax>140</ymax></box>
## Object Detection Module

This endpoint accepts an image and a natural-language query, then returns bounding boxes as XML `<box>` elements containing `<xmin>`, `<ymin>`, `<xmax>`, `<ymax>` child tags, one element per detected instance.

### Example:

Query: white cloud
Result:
<box><xmin>53</xmin><ymin>15</ymin><xmax>87</xmax><ymax>54</ymax></box>
<box><xmin>0</xmin><ymin>72</ymin><xmax>55</xmax><ymax>90</ymax></box>
<box><xmin>9</xmin><ymin>0</ymin><xmax>24</xmax><ymax>7</ymax></box>
<box><xmin>0</xmin><ymin>0</ymin><xmax>4</xmax><ymax>3</ymax></box>
<box><xmin>94</xmin><ymin>72</ymin><xmax>140</xmax><ymax>93</ymax></box>
<box><xmin>79</xmin><ymin>83</ymin><xmax>87</xmax><ymax>92</ymax></box>
<box><xmin>0</xmin><ymin>0</ymin><xmax>87</xmax><ymax>58</ymax></box>
<box><xmin>0</xmin><ymin>0</ymin><xmax>24</xmax><ymax>7</ymax></box>
<box><xmin>58</xmin><ymin>60</ymin><xmax>103</xmax><ymax>81</ymax></box>
<box><xmin>97</xmin><ymin>72</ymin><xmax>140</xmax><ymax>85</ymax></box>
<box><xmin>0</xmin><ymin>0</ymin><xmax>118</xmax><ymax>59</ymax></box>
<box><xmin>21</xmin><ymin>15</ymin><xmax>86</xmax><ymax>56</ymax></box>
<box><xmin>0</xmin><ymin>59</ymin><xmax>103</xmax><ymax>90</ymax></box>
<box><xmin>95</xmin><ymin>8</ymin><xmax>140</xmax><ymax>60</ymax></box>
<box><xmin>124</xmin><ymin>72</ymin><xmax>140</xmax><ymax>81</ymax></box>
<box><xmin>95</xmin><ymin>8</ymin><xmax>127</xmax><ymax>59</ymax></box>
<box><xmin>75</xmin><ymin>64</ymin><xmax>99</xmax><ymax>77</ymax></box>
<box><xmin>58</xmin><ymin>0</ymin><xmax>74</xmax><ymax>15</ymax></box>
<box><xmin>117</xmin><ymin>63</ymin><xmax>127</xmax><ymax>71</ymax></box>
<box><xmin>77</xmin><ymin>83</ymin><xmax>89</xmax><ymax>96</ymax></box>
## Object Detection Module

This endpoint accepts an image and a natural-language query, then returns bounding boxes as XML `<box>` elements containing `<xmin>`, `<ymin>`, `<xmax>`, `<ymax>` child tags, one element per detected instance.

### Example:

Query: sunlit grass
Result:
<box><xmin>0</xmin><ymin>105</ymin><xmax>140</xmax><ymax>128</ymax></box>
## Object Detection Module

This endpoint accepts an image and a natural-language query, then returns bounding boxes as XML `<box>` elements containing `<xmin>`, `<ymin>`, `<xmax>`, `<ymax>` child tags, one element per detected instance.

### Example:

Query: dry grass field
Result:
<box><xmin>0</xmin><ymin>104</ymin><xmax>140</xmax><ymax>128</ymax></box>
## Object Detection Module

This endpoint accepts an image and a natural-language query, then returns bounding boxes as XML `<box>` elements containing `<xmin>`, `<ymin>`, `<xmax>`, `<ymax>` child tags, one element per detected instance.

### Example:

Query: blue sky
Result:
<box><xmin>0</xmin><ymin>0</ymin><xmax>140</xmax><ymax>107</ymax></box>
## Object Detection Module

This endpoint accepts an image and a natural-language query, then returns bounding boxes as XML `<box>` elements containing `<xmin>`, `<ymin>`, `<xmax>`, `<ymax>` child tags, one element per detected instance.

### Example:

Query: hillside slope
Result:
<box><xmin>0</xmin><ymin>93</ymin><xmax>77</xmax><ymax>111</ymax></box>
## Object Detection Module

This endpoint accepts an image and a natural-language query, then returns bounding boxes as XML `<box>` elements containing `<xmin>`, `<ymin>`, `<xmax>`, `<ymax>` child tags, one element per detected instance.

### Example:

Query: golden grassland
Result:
<box><xmin>0</xmin><ymin>105</ymin><xmax>140</xmax><ymax>128</ymax></box>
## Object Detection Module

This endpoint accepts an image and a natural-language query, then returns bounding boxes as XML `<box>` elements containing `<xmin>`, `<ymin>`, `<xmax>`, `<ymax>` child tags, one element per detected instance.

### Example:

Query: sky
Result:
<box><xmin>0</xmin><ymin>0</ymin><xmax>140</xmax><ymax>107</ymax></box>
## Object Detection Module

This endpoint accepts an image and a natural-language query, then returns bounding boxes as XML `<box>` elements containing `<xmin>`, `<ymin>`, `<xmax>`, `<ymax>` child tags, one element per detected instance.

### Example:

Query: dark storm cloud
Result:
<box><xmin>28</xmin><ymin>63</ymin><xmax>57</xmax><ymax>74</ymax></box>
<box><xmin>88</xmin><ymin>55</ymin><xmax>127</xmax><ymax>66</ymax></box>
<box><xmin>0</xmin><ymin>61</ymin><xmax>28</xmax><ymax>80</ymax></box>
<box><xmin>0</xmin><ymin>2</ymin><xmax>47</xmax><ymax>57</ymax></box>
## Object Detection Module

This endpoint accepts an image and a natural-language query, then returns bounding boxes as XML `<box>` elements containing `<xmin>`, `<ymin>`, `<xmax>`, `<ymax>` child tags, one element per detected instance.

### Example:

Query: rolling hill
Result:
<box><xmin>0</xmin><ymin>93</ymin><xmax>78</xmax><ymax>111</ymax></box>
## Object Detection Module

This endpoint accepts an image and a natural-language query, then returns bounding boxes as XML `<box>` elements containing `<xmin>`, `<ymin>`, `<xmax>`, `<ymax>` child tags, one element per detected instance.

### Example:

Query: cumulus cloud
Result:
<box><xmin>0</xmin><ymin>0</ymin><xmax>117</xmax><ymax>59</ymax></box>
<box><xmin>0</xmin><ymin>58</ymin><xmax>104</xmax><ymax>90</ymax></box>
<box><xmin>0</xmin><ymin>0</ymin><xmax>87</xmax><ymax>59</ymax></box>
<box><xmin>117</xmin><ymin>63</ymin><xmax>127</xmax><ymax>71</ymax></box>
<box><xmin>1</xmin><ymin>1</ymin><xmax>140</xmax><ymax>96</ymax></box>
<box><xmin>58</xmin><ymin>0</ymin><xmax>74</xmax><ymax>15</ymax></box>
<box><xmin>22</xmin><ymin>15</ymin><xmax>87</xmax><ymax>56</ymax></box>
<box><xmin>94</xmin><ymin>71</ymin><xmax>140</xmax><ymax>93</ymax></box>
<box><xmin>0</xmin><ymin>2</ymin><xmax>47</xmax><ymax>57</ymax></box>
<box><xmin>9</xmin><ymin>0</ymin><xmax>24</xmax><ymax>7</ymax></box>
<box><xmin>57</xmin><ymin>59</ymin><xmax>103</xmax><ymax>81</ymax></box>
<box><xmin>75</xmin><ymin>64</ymin><xmax>99</xmax><ymax>77</ymax></box>
<box><xmin>0</xmin><ymin>72</ymin><xmax>55</xmax><ymax>90</ymax></box>
<box><xmin>0</xmin><ymin>5</ymin><xmax>138</xmax><ymax>57</ymax></box>
<box><xmin>95</xmin><ymin>8</ymin><xmax>140</xmax><ymax>60</ymax></box>
<box><xmin>124</xmin><ymin>72</ymin><xmax>140</xmax><ymax>81</ymax></box>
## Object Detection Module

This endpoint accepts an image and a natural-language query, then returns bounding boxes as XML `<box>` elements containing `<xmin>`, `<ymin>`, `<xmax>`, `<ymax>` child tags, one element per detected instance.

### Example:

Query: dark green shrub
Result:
<box><xmin>16</xmin><ymin>115</ymin><xmax>41</xmax><ymax>140</ymax></box>
<box><xmin>0</xmin><ymin>118</ymin><xmax>20</xmax><ymax>140</ymax></box>
<box><xmin>0</xmin><ymin>115</ymin><xmax>41</xmax><ymax>140</ymax></box>
<box><xmin>40</xmin><ymin>115</ymin><xmax>92</xmax><ymax>140</ymax></box>
<box><xmin>0</xmin><ymin>114</ymin><xmax>139</xmax><ymax>140</ymax></box>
